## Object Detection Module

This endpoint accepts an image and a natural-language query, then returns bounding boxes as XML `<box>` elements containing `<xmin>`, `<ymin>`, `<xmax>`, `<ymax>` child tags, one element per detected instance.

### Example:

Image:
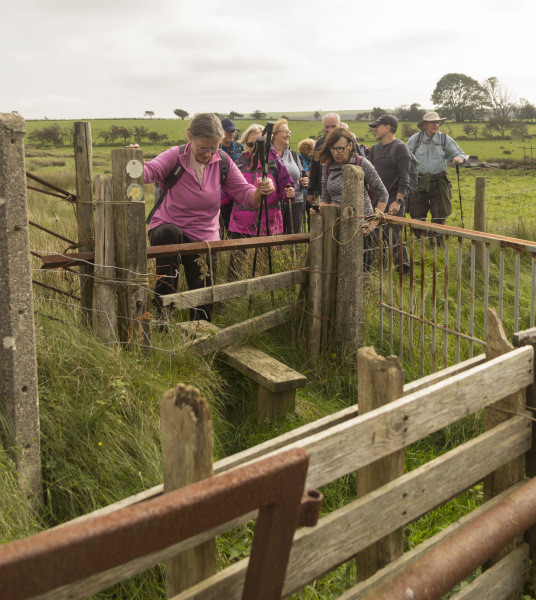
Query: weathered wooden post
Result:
<box><xmin>474</xmin><ymin>177</ymin><xmax>486</xmax><ymax>269</ymax></box>
<box><xmin>483</xmin><ymin>308</ymin><xmax>527</xmax><ymax>588</ymax></box>
<box><xmin>355</xmin><ymin>346</ymin><xmax>404</xmax><ymax>582</ymax></box>
<box><xmin>0</xmin><ymin>112</ymin><xmax>43</xmax><ymax>511</ymax></box>
<box><xmin>73</xmin><ymin>122</ymin><xmax>94</xmax><ymax>324</ymax></box>
<box><xmin>161</xmin><ymin>383</ymin><xmax>216</xmax><ymax>596</ymax></box>
<box><xmin>92</xmin><ymin>175</ymin><xmax>117</xmax><ymax>342</ymax></box>
<box><xmin>111</xmin><ymin>148</ymin><xmax>150</xmax><ymax>351</ymax></box>
<box><xmin>321</xmin><ymin>205</ymin><xmax>340</xmax><ymax>347</ymax></box>
<box><xmin>307</xmin><ymin>212</ymin><xmax>323</xmax><ymax>357</ymax></box>
<box><xmin>336</xmin><ymin>164</ymin><xmax>365</xmax><ymax>351</ymax></box>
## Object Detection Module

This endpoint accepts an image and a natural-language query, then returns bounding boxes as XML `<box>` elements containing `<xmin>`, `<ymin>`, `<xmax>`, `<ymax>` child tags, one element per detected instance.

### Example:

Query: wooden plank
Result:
<box><xmin>335</xmin><ymin>491</ymin><xmax>527</xmax><ymax>600</ymax></box>
<box><xmin>307</xmin><ymin>212</ymin><xmax>323</xmax><ymax>357</ymax></box>
<box><xmin>162</xmin><ymin>270</ymin><xmax>303</xmax><ymax>309</ymax></box>
<box><xmin>356</xmin><ymin>348</ymin><xmax>404</xmax><ymax>582</ymax></box>
<box><xmin>222</xmin><ymin>345</ymin><xmax>306</xmax><ymax>392</ymax></box>
<box><xmin>184</xmin><ymin>305</ymin><xmax>296</xmax><ymax>356</ymax></box>
<box><xmin>174</xmin><ymin>415</ymin><xmax>531</xmax><ymax>600</ymax></box>
<box><xmin>161</xmin><ymin>384</ymin><xmax>216</xmax><ymax>595</ymax></box>
<box><xmin>452</xmin><ymin>544</ymin><xmax>529</xmax><ymax>600</ymax></box>
<box><xmin>38</xmin><ymin>234</ymin><xmax>311</xmax><ymax>270</ymax></box>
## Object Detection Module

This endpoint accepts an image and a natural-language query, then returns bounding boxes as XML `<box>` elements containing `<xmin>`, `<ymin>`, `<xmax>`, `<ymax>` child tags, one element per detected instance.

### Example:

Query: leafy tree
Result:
<box><xmin>370</xmin><ymin>107</ymin><xmax>387</xmax><ymax>120</ymax></box>
<box><xmin>516</xmin><ymin>98</ymin><xmax>536</xmax><ymax>122</ymax></box>
<box><xmin>147</xmin><ymin>131</ymin><xmax>169</xmax><ymax>144</ymax></box>
<box><xmin>144</xmin><ymin>111</ymin><xmax>155</xmax><ymax>118</ymax></box>
<box><xmin>133</xmin><ymin>126</ymin><xmax>149</xmax><ymax>144</ymax></box>
<box><xmin>463</xmin><ymin>124</ymin><xmax>480</xmax><ymax>139</ymax></box>
<box><xmin>355</xmin><ymin>112</ymin><xmax>370</xmax><ymax>121</ymax></box>
<box><xmin>229</xmin><ymin>111</ymin><xmax>243</xmax><ymax>120</ymax></box>
<box><xmin>482</xmin><ymin>77</ymin><xmax>516</xmax><ymax>119</ymax></box>
<box><xmin>116</xmin><ymin>127</ymin><xmax>132</xmax><ymax>144</ymax></box>
<box><xmin>313</xmin><ymin>111</ymin><xmax>321</xmax><ymax>121</ymax></box>
<box><xmin>395</xmin><ymin>103</ymin><xmax>422</xmax><ymax>122</ymax></box>
<box><xmin>173</xmin><ymin>109</ymin><xmax>189</xmax><ymax>120</ymax></box>
<box><xmin>431</xmin><ymin>73</ymin><xmax>487</xmax><ymax>122</ymax></box>
<box><xmin>250</xmin><ymin>110</ymin><xmax>267</xmax><ymax>119</ymax></box>
<box><xmin>401</xmin><ymin>123</ymin><xmax>418</xmax><ymax>139</ymax></box>
<box><xmin>28</xmin><ymin>123</ymin><xmax>63</xmax><ymax>146</ymax></box>
<box><xmin>484</xmin><ymin>117</ymin><xmax>512</xmax><ymax>139</ymax></box>
<box><xmin>509</xmin><ymin>120</ymin><xmax>528</xmax><ymax>137</ymax></box>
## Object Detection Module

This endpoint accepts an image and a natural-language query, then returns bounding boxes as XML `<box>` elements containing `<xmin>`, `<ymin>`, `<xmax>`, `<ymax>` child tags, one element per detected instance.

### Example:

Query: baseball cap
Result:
<box><xmin>368</xmin><ymin>114</ymin><xmax>399</xmax><ymax>129</ymax></box>
<box><xmin>221</xmin><ymin>118</ymin><xmax>238</xmax><ymax>132</ymax></box>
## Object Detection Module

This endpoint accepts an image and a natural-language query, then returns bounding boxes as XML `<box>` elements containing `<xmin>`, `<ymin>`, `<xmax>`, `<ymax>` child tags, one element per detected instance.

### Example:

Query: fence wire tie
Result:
<box><xmin>487</xmin><ymin>405</ymin><xmax>536</xmax><ymax>423</ymax></box>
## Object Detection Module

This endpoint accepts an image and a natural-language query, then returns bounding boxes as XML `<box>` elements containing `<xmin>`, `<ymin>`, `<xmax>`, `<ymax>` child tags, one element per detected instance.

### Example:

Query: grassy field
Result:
<box><xmin>3</xmin><ymin>120</ymin><xmax>536</xmax><ymax>598</ymax></box>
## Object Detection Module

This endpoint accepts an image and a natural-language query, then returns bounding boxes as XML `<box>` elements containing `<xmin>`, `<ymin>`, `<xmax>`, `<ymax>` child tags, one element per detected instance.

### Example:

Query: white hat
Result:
<box><xmin>417</xmin><ymin>111</ymin><xmax>447</xmax><ymax>130</ymax></box>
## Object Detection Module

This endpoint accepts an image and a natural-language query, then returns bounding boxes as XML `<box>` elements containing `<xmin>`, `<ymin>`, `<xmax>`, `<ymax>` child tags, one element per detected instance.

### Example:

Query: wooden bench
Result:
<box><xmin>180</xmin><ymin>320</ymin><xmax>307</xmax><ymax>420</ymax></box>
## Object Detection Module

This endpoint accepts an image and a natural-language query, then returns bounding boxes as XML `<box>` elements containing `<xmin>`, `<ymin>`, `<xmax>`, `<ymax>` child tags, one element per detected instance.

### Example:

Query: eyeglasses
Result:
<box><xmin>276</xmin><ymin>130</ymin><xmax>292</xmax><ymax>136</ymax></box>
<box><xmin>246</xmin><ymin>142</ymin><xmax>255</xmax><ymax>148</ymax></box>
<box><xmin>192</xmin><ymin>140</ymin><xmax>221</xmax><ymax>154</ymax></box>
<box><xmin>330</xmin><ymin>143</ymin><xmax>351</xmax><ymax>154</ymax></box>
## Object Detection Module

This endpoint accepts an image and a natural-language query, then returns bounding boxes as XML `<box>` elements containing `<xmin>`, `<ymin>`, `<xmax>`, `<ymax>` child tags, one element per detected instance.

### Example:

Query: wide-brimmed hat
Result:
<box><xmin>417</xmin><ymin>111</ymin><xmax>447</xmax><ymax>130</ymax></box>
<box><xmin>221</xmin><ymin>117</ymin><xmax>238</xmax><ymax>132</ymax></box>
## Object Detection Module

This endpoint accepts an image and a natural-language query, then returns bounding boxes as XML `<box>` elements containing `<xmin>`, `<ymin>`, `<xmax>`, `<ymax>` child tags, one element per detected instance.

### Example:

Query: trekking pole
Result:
<box><xmin>250</xmin><ymin>135</ymin><xmax>272</xmax><ymax>279</ymax></box>
<box><xmin>286</xmin><ymin>183</ymin><xmax>297</xmax><ymax>262</ymax></box>
<box><xmin>456</xmin><ymin>164</ymin><xmax>465</xmax><ymax>229</ymax></box>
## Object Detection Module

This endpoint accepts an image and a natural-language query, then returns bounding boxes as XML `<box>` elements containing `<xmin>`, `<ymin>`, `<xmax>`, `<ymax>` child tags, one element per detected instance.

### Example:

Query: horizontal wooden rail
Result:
<box><xmin>163</xmin><ymin>270</ymin><xmax>304</xmax><ymax>310</ymax></box>
<box><xmin>177</xmin><ymin>415</ymin><xmax>531</xmax><ymax>599</ymax></box>
<box><xmin>38</xmin><ymin>234</ymin><xmax>310</xmax><ymax>270</ymax></box>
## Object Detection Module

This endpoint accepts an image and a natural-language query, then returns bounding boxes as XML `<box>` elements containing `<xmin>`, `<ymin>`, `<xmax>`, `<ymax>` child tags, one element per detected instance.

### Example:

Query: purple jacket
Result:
<box><xmin>144</xmin><ymin>144</ymin><xmax>258</xmax><ymax>242</ymax></box>
<box><xmin>223</xmin><ymin>149</ymin><xmax>294</xmax><ymax>236</ymax></box>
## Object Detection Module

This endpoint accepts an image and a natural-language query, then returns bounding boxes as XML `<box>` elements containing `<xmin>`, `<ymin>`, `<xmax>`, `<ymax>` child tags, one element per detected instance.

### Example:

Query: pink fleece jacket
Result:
<box><xmin>144</xmin><ymin>144</ymin><xmax>258</xmax><ymax>242</ymax></box>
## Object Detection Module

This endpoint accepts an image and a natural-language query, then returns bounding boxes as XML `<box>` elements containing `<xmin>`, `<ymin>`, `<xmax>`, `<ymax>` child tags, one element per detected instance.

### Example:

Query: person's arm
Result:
<box><xmin>392</xmin><ymin>143</ymin><xmax>412</xmax><ymax>210</ymax></box>
<box><xmin>320</xmin><ymin>165</ymin><xmax>331</xmax><ymax>206</ymax></box>
<box><xmin>223</xmin><ymin>159</ymin><xmax>274</xmax><ymax>207</ymax></box>
<box><xmin>361</xmin><ymin>158</ymin><xmax>388</xmax><ymax>231</ymax></box>
<box><xmin>445</xmin><ymin>135</ymin><xmax>466</xmax><ymax>165</ymax></box>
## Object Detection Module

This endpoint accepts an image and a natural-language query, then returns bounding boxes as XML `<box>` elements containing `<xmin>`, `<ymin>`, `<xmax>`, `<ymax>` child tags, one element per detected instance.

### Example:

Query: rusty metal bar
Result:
<box><xmin>499</xmin><ymin>247</ymin><xmax>505</xmax><ymax>321</ymax></box>
<box><xmin>515</xmin><ymin>249</ymin><xmax>521</xmax><ymax>332</ymax></box>
<box><xmin>38</xmin><ymin>233</ymin><xmax>311</xmax><ymax>270</ymax></box>
<box><xmin>363</xmin><ymin>477</ymin><xmax>536</xmax><ymax>600</ymax></box>
<box><xmin>443</xmin><ymin>235</ymin><xmax>449</xmax><ymax>368</ymax></box>
<box><xmin>432</xmin><ymin>234</ymin><xmax>437</xmax><ymax>372</ymax></box>
<box><xmin>409</xmin><ymin>229</ymin><xmax>414</xmax><ymax>366</ymax></box>
<box><xmin>484</xmin><ymin>243</ymin><xmax>490</xmax><ymax>341</ymax></box>
<box><xmin>26</xmin><ymin>171</ymin><xmax>77</xmax><ymax>200</ymax></box>
<box><xmin>456</xmin><ymin>237</ymin><xmax>462</xmax><ymax>363</ymax></box>
<box><xmin>0</xmin><ymin>448</ymin><xmax>322</xmax><ymax>600</ymax></box>
<box><xmin>32</xmin><ymin>279</ymin><xmax>80</xmax><ymax>301</ymax></box>
<box><xmin>470</xmin><ymin>241</ymin><xmax>475</xmax><ymax>358</ymax></box>
<box><xmin>388</xmin><ymin>226</ymin><xmax>394</xmax><ymax>354</ymax></box>
<box><xmin>420</xmin><ymin>230</ymin><xmax>425</xmax><ymax>375</ymax></box>
<box><xmin>530</xmin><ymin>254</ymin><xmax>536</xmax><ymax>328</ymax></box>
<box><xmin>28</xmin><ymin>220</ymin><xmax>77</xmax><ymax>246</ymax></box>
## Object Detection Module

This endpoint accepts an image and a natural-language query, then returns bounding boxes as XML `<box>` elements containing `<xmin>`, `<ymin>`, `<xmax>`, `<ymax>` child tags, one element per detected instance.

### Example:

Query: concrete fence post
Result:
<box><xmin>0</xmin><ymin>113</ymin><xmax>43</xmax><ymax>511</ymax></box>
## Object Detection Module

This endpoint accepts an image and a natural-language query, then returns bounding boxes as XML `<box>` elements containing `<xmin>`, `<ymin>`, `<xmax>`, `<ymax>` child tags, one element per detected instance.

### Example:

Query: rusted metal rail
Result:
<box><xmin>0</xmin><ymin>448</ymin><xmax>322</xmax><ymax>600</ymax></box>
<box><xmin>26</xmin><ymin>171</ymin><xmax>76</xmax><ymax>202</ymax></box>
<box><xmin>38</xmin><ymin>233</ymin><xmax>311</xmax><ymax>270</ymax></box>
<box><xmin>364</xmin><ymin>476</ymin><xmax>536</xmax><ymax>600</ymax></box>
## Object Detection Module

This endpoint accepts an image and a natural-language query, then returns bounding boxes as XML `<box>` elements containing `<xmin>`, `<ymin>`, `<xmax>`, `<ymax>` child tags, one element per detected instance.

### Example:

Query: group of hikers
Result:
<box><xmin>143</xmin><ymin>111</ymin><xmax>466</xmax><ymax>324</ymax></box>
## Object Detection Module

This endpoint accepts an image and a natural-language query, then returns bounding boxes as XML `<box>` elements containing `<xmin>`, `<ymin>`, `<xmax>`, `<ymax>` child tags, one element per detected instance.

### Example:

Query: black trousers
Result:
<box><xmin>282</xmin><ymin>201</ymin><xmax>306</xmax><ymax>234</ymax></box>
<box><xmin>148</xmin><ymin>224</ymin><xmax>218</xmax><ymax>321</ymax></box>
<box><xmin>409</xmin><ymin>180</ymin><xmax>446</xmax><ymax>245</ymax></box>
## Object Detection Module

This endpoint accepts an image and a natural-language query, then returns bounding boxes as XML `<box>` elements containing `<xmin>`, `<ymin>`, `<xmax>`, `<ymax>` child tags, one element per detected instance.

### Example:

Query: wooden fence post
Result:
<box><xmin>92</xmin><ymin>176</ymin><xmax>117</xmax><ymax>342</ymax></box>
<box><xmin>474</xmin><ymin>177</ymin><xmax>486</xmax><ymax>269</ymax></box>
<box><xmin>308</xmin><ymin>212</ymin><xmax>323</xmax><ymax>358</ymax></box>
<box><xmin>321</xmin><ymin>205</ymin><xmax>340</xmax><ymax>347</ymax></box>
<box><xmin>356</xmin><ymin>346</ymin><xmax>404</xmax><ymax>582</ymax></box>
<box><xmin>484</xmin><ymin>308</ymin><xmax>527</xmax><ymax>586</ymax></box>
<box><xmin>111</xmin><ymin>148</ymin><xmax>150</xmax><ymax>351</ymax></box>
<box><xmin>73</xmin><ymin>122</ymin><xmax>94</xmax><ymax>325</ymax></box>
<box><xmin>336</xmin><ymin>164</ymin><xmax>365</xmax><ymax>351</ymax></box>
<box><xmin>161</xmin><ymin>384</ymin><xmax>216</xmax><ymax>596</ymax></box>
<box><xmin>0</xmin><ymin>113</ymin><xmax>43</xmax><ymax>511</ymax></box>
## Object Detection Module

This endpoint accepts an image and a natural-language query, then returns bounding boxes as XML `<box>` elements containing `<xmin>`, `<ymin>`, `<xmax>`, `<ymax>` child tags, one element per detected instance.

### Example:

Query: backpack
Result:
<box><xmin>146</xmin><ymin>144</ymin><xmax>230</xmax><ymax>225</ymax></box>
<box><xmin>408</xmin><ymin>131</ymin><xmax>447</xmax><ymax>191</ymax></box>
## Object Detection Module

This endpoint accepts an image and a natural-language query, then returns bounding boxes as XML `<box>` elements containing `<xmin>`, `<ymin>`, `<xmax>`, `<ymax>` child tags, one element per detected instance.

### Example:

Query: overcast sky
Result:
<box><xmin>2</xmin><ymin>0</ymin><xmax>533</xmax><ymax>121</ymax></box>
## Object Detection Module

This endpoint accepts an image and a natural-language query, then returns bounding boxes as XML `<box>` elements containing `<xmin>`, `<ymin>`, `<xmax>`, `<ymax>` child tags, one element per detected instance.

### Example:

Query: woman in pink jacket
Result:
<box><xmin>223</xmin><ymin>123</ymin><xmax>294</xmax><ymax>280</ymax></box>
<box><xmin>145</xmin><ymin>113</ymin><xmax>274</xmax><ymax>322</ymax></box>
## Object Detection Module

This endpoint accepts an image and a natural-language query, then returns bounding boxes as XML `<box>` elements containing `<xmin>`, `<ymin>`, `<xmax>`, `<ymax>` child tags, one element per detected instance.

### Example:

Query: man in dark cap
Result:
<box><xmin>220</xmin><ymin>118</ymin><xmax>244</xmax><ymax>162</ymax></box>
<box><xmin>368</xmin><ymin>114</ymin><xmax>411</xmax><ymax>270</ymax></box>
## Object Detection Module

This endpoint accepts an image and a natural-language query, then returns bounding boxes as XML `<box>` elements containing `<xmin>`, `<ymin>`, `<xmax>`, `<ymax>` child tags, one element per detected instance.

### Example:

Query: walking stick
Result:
<box><xmin>456</xmin><ymin>164</ymin><xmax>465</xmax><ymax>229</ymax></box>
<box><xmin>286</xmin><ymin>183</ymin><xmax>297</xmax><ymax>261</ymax></box>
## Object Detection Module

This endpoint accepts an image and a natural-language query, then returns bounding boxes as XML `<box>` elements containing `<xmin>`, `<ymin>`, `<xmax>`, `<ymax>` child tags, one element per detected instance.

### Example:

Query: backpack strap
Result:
<box><xmin>146</xmin><ymin>144</ymin><xmax>187</xmax><ymax>225</ymax></box>
<box><xmin>219</xmin><ymin>150</ymin><xmax>229</xmax><ymax>187</ymax></box>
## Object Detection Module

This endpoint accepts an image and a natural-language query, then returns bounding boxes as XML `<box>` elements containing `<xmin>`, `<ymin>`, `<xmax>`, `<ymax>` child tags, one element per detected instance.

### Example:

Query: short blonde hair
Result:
<box><xmin>298</xmin><ymin>138</ymin><xmax>315</xmax><ymax>155</ymax></box>
<box><xmin>238</xmin><ymin>124</ymin><xmax>263</xmax><ymax>146</ymax></box>
<box><xmin>272</xmin><ymin>118</ymin><xmax>289</xmax><ymax>135</ymax></box>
